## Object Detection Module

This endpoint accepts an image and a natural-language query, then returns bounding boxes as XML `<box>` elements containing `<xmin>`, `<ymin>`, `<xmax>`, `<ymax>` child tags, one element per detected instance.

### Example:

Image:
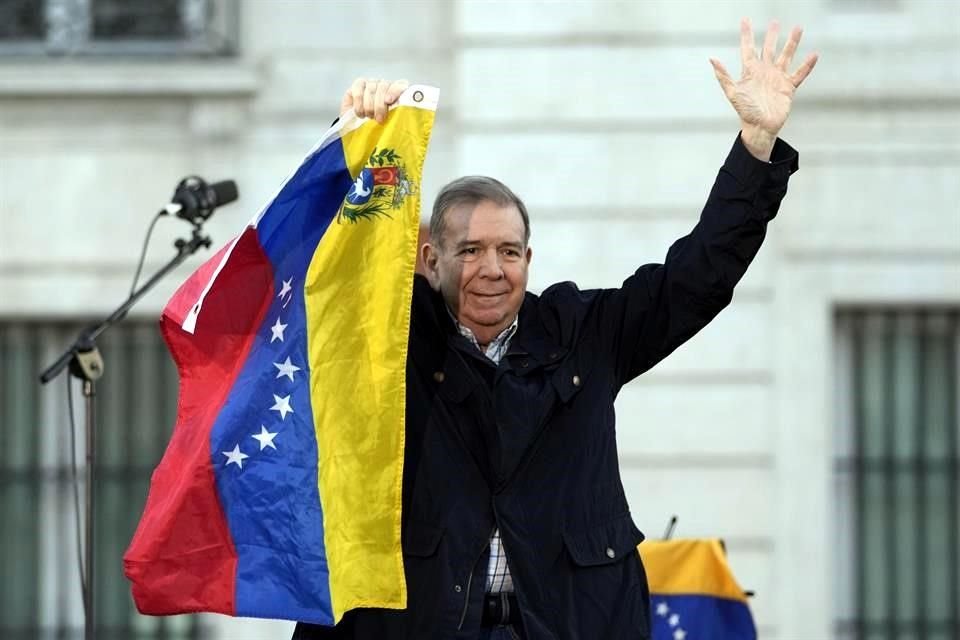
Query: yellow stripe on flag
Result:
<box><xmin>305</xmin><ymin>94</ymin><xmax>436</xmax><ymax>623</ymax></box>
<box><xmin>639</xmin><ymin>538</ymin><xmax>751</xmax><ymax>603</ymax></box>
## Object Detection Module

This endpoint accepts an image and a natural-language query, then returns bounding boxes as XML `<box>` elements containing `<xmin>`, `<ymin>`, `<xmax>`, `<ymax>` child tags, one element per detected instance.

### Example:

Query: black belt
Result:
<box><xmin>481</xmin><ymin>592</ymin><xmax>521</xmax><ymax>626</ymax></box>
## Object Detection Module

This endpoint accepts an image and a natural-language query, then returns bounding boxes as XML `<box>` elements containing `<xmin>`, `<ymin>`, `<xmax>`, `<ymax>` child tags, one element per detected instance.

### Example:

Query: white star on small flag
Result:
<box><xmin>270</xmin><ymin>394</ymin><xmax>293</xmax><ymax>420</ymax></box>
<box><xmin>277</xmin><ymin>278</ymin><xmax>292</xmax><ymax>300</ymax></box>
<box><xmin>273</xmin><ymin>356</ymin><xmax>301</xmax><ymax>381</ymax></box>
<box><xmin>656</xmin><ymin>602</ymin><xmax>669</xmax><ymax>617</ymax></box>
<box><xmin>669</xmin><ymin>613</ymin><xmax>680</xmax><ymax>627</ymax></box>
<box><xmin>673</xmin><ymin>629</ymin><xmax>686</xmax><ymax>640</ymax></box>
<box><xmin>252</xmin><ymin>425</ymin><xmax>279</xmax><ymax>451</ymax></box>
<box><xmin>222</xmin><ymin>444</ymin><xmax>248</xmax><ymax>469</ymax></box>
<box><xmin>270</xmin><ymin>317</ymin><xmax>288</xmax><ymax>343</ymax></box>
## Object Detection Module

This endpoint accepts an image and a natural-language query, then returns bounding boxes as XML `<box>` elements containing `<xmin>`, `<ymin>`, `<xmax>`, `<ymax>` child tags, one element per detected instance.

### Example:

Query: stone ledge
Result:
<box><xmin>0</xmin><ymin>61</ymin><xmax>259</xmax><ymax>97</ymax></box>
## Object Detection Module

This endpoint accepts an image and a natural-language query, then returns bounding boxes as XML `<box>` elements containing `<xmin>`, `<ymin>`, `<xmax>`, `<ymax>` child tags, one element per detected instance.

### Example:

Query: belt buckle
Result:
<box><xmin>484</xmin><ymin>591</ymin><xmax>517</xmax><ymax>627</ymax></box>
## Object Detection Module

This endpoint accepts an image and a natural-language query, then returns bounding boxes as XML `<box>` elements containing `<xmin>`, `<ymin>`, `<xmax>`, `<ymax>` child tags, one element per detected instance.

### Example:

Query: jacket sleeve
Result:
<box><xmin>592</xmin><ymin>133</ymin><xmax>799</xmax><ymax>390</ymax></box>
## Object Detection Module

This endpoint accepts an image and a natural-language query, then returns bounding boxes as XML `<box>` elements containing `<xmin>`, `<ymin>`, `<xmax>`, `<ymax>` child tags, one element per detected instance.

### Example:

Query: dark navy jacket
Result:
<box><xmin>294</xmin><ymin>136</ymin><xmax>798</xmax><ymax>639</ymax></box>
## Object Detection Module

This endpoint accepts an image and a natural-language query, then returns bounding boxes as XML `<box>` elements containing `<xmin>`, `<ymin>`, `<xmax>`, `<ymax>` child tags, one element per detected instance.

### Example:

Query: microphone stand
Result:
<box><xmin>39</xmin><ymin>222</ymin><xmax>213</xmax><ymax>640</ymax></box>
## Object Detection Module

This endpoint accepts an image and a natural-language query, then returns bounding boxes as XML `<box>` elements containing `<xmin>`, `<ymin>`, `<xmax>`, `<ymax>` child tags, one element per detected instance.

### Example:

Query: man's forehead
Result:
<box><xmin>444</xmin><ymin>200</ymin><xmax>525</xmax><ymax>242</ymax></box>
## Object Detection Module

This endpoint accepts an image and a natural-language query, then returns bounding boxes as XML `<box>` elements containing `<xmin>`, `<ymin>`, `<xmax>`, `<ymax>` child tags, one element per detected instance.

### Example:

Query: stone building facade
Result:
<box><xmin>0</xmin><ymin>1</ymin><xmax>957</xmax><ymax>638</ymax></box>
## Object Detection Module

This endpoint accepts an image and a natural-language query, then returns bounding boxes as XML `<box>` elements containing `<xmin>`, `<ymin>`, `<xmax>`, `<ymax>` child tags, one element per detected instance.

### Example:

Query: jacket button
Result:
<box><xmin>572</xmin><ymin>375</ymin><xmax>581</xmax><ymax>387</ymax></box>
<box><xmin>605</xmin><ymin>547</ymin><xmax>615</xmax><ymax>559</ymax></box>
<box><xmin>454</xmin><ymin>584</ymin><xmax>462</xmax><ymax>593</ymax></box>
<box><xmin>433</xmin><ymin>371</ymin><xmax>445</xmax><ymax>383</ymax></box>
<box><xmin>520</xmin><ymin>359</ymin><xmax>529</xmax><ymax>368</ymax></box>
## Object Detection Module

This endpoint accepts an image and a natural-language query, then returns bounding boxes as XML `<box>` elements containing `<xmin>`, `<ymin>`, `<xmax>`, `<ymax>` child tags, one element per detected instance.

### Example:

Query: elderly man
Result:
<box><xmin>294</xmin><ymin>18</ymin><xmax>817</xmax><ymax>640</ymax></box>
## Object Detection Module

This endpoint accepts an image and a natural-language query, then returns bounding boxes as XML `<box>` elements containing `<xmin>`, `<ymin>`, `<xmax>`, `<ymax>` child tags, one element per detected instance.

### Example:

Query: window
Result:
<box><xmin>0</xmin><ymin>321</ymin><xmax>206</xmax><ymax>639</ymax></box>
<box><xmin>0</xmin><ymin>1</ymin><xmax>45</xmax><ymax>40</ymax></box>
<box><xmin>0</xmin><ymin>0</ymin><xmax>237</xmax><ymax>56</ymax></box>
<box><xmin>834</xmin><ymin>309</ymin><xmax>960</xmax><ymax>640</ymax></box>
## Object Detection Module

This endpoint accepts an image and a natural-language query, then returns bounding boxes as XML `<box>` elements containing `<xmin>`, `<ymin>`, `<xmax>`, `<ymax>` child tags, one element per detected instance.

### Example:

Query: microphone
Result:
<box><xmin>162</xmin><ymin>176</ymin><xmax>238</xmax><ymax>223</ymax></box>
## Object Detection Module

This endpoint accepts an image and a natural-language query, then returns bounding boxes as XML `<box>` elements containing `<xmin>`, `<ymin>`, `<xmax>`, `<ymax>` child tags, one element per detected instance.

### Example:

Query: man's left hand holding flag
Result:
<box><xmin>341</xmin><ymin>78</ymin><xmax>410</xmax><ymax>123</ymax></box>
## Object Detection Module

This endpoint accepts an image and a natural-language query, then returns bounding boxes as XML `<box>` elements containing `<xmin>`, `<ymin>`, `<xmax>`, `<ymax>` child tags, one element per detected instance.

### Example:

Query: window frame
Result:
<box><xmin>833</xmin><ymin>307</ymin><xmax>960</xmax><ymax>639</ymax></box>
<box><xmin>0</xmin><ymin>319</ymin><xmax>207</xmax><ymax>638</ymax></box>
<box><xmin>0</xmin><ymin>0</ymin><xmax>238</xmax><ymax>57</ymax></box>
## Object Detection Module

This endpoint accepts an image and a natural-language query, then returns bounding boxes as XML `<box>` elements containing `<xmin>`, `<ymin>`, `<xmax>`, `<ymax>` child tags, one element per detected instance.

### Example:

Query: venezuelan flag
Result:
<box><xmin>123</xmin><ymin>85</ymin><xmax>438</xmax><ymax>625</ymax></box>
<box><xmin>640</xmin><ymin>539</ymin><xmax>757</xmax><ymax>640</ymax></box>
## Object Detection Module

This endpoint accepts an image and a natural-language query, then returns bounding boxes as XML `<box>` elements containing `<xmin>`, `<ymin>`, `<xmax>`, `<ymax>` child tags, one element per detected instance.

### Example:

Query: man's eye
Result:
<box><xmin>463</xmin><ymin>248</ymin><xmax>478</xmax><ymax>255</ymax></box>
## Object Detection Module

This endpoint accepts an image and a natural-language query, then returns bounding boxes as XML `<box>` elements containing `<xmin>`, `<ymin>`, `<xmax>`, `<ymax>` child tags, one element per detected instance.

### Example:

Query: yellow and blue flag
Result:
<box><xmin>640</xmin><ymin>539</ymin><xmax>757</xmax><ymax>640</ymax></box>
<box><xmin>124</xmin><ymin>85</ymin><xmax>438</xmax><ymax>625</ymax></box>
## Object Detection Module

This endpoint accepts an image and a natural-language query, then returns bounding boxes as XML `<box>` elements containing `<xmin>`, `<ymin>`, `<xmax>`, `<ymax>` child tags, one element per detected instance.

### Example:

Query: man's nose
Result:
<box><xmin>478</xmin><ymin>248</ymin><xmax>503</xmax><ymax>278</ymax></box>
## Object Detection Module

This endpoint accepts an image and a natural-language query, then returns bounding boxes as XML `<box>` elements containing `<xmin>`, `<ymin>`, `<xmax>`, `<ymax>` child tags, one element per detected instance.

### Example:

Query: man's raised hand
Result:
<box><xmin>710</xmin><ymin>18</ymin><xmax>819</xmax><ymax>160</ymax></box>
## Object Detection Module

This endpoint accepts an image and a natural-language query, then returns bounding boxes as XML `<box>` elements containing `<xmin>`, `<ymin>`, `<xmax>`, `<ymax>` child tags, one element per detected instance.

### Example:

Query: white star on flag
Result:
<box><xmin>273</xmin><ymin>356</ymin><xmax>301</xmax><ymax>381</ymax></box>
<box><xmin>270</xmin><ymin>394</ymin><xmax>293</xmax><ymax>420</ymax></box>
<box><xmin>669</xmin><ymin>613</ymin><xmax>680</xmax><ymax>627</ymax></box>
<box><xmin>270</xmin><ymin>317</ymin><xmax>288</xmax><ymax>343</ymax></box>
<box><xmin>656</xmin><ymin>602</ymin><xmax>669</xmax><ymax>617</ymax></box>
<box><xmin>252</xmin><ymin>425</ymin><xmax>279</xmax><ymax>451</ymax></box>
<box><xmin>277</xmin><ymin>278</ymin><xmax>292</xmax><ymax>300</ymax></box>
<box><xmin>222</xmin><ymin>444</ymin><xmax>248</xmax><ymax>469</ymax></box>
<box><xmin>673</xmin><ymin>629</ymin><xmax>686</xmax><ymax>640</ymax></box>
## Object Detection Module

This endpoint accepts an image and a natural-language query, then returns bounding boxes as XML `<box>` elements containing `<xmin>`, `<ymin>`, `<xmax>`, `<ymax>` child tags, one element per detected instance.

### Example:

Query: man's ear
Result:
<box><xmin>420</xmin><ymin>242</ymin><xmax>441</xmax><ymax>290</ymax></box>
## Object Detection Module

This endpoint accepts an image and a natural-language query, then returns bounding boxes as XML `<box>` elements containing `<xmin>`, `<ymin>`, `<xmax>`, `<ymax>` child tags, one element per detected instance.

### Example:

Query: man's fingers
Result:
<box><xmin>362</xmin><ymin>78</ymin><xmax>379</xmax><ymax>118</ymax></box>
<box><xmin>344</xmin><ymin>77</ymin><xmax>410</xmax><ymax>121</ymax></box>
<box><xmin>340</xmin><ymin>89</ymin><xmax>353</xmax><ymax>118</ymax></box>
<box><xmin>350</xmin><ymin>77</ymin><xmax>366</xmax><ymax>116</ymax></box>
<box><xmin>710</xmin><ymin>58</ymin><xmax>736</xmax><ymax>101</ymax></box>
<box><xmin>790</xmin><ymin>52</ymin><xmax>819</xmax><ymax>88</ymax></box>
<box><xmin>761</xmin><ymin>20</ymin><xmax>779</xmax><ymax>62</ymax></box>
<box><xmin>373</xmin><ymin>79</ymin><xmax>390</xmax><ymax>123</ymax></box>
<box><xmin>776</xmin><ymin>26</ymin><xmax>802</xmax><ymax>70</ymax></box>
<box><xmin>385</xmin><ymin>79</ymin><xmax>410</xmax><ymax>106</ymax></box>
<box><xmin>739</xmin><ymin>17</ymin><xmax>756</xmax><ymax>66</ymax></box>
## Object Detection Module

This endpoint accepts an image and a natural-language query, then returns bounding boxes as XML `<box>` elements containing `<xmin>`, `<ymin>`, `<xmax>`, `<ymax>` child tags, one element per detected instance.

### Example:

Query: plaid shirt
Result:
<box><xmin>451</xmin><ymin>312</ymin><xmax>518</xmax><ymax>593</ymax></box>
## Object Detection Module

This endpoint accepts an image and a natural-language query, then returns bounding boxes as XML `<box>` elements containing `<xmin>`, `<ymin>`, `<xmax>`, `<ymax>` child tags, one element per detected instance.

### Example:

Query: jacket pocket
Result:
<box><xmin>403</xmin><ymin>520</ymin><xmax>445</xmax><ymax>557</ymax></box>
<box><xmin>550</xmin><ymin>355</ymin><xmax>587</xmax><ymax>404</ymax></box>
<box><xmin>562</xmin><ymin>512</ymin><xmax>645</xmax><ymax>566</ymax></box>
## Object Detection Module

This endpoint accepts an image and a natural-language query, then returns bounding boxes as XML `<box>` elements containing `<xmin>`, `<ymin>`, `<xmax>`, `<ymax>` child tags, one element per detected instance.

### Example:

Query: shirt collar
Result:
<box><xmin>446</xmin><ymin>307</ymin><xmax>518</xmax><ymax>364</ymax></box>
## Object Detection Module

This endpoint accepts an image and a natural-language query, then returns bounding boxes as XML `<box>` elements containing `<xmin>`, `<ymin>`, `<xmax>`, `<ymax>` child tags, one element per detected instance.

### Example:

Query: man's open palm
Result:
<box><xmin>711</xmin><ymin>18</ymin><xmax>819</xmax><ymax>137</ymax></box>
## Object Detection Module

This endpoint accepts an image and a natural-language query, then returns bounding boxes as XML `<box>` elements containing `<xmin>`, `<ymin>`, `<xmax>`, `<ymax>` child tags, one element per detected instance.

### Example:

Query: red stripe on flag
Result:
<box><xmin>161</xmin><ymin>240</ymin><xmax>233</xmax><ymax>328</ymax></box>
<box><xmin>124</xmin><ymin>227</ymin><xmax>274</xmax><ymax>616</ymax></box>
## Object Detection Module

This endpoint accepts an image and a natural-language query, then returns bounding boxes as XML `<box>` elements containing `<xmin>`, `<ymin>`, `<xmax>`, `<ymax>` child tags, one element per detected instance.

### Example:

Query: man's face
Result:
<box><xmin>422</xmin><ymin>200</ymin><xmax>532</xmax><ymax>345</ymax></box>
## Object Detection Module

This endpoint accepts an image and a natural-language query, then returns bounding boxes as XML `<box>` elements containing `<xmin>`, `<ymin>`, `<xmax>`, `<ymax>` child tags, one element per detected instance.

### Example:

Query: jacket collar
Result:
<box><xmin>417</xmin><ymin>277</ymin><xmax>571</xmax><ymax>399</ymax></box>
<box><xmin>505</xmin><ymin>291</ymin><xmax>568</xmax><ymax>369</ymax></box>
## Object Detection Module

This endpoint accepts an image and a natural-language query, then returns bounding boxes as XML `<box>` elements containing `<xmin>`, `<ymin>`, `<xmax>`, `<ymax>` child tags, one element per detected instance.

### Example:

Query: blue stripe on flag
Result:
<box><xmin>210</xmin><ymin>137</ymin><xmax>354</xmax><ymax>623</ymax></box>
<box><xmin>650</xmin><ymin>593</ymin><xmax>756</xmax><ymax>640</ymax></box>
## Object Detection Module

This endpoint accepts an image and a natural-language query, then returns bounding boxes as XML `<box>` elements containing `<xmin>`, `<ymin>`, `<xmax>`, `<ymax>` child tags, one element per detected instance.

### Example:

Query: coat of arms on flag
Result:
<box><xmin>340</xmin><ymin>147</ymin><xmax>417</xmax><ymax>222</ymax></box>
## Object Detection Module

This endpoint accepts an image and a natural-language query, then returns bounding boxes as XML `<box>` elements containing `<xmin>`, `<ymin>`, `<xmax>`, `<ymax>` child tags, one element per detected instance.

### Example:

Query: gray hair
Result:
<box><xmin>429</xmin><ymin>176</ymin><xmax>530</xmax><ymax>248</ymax></box>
